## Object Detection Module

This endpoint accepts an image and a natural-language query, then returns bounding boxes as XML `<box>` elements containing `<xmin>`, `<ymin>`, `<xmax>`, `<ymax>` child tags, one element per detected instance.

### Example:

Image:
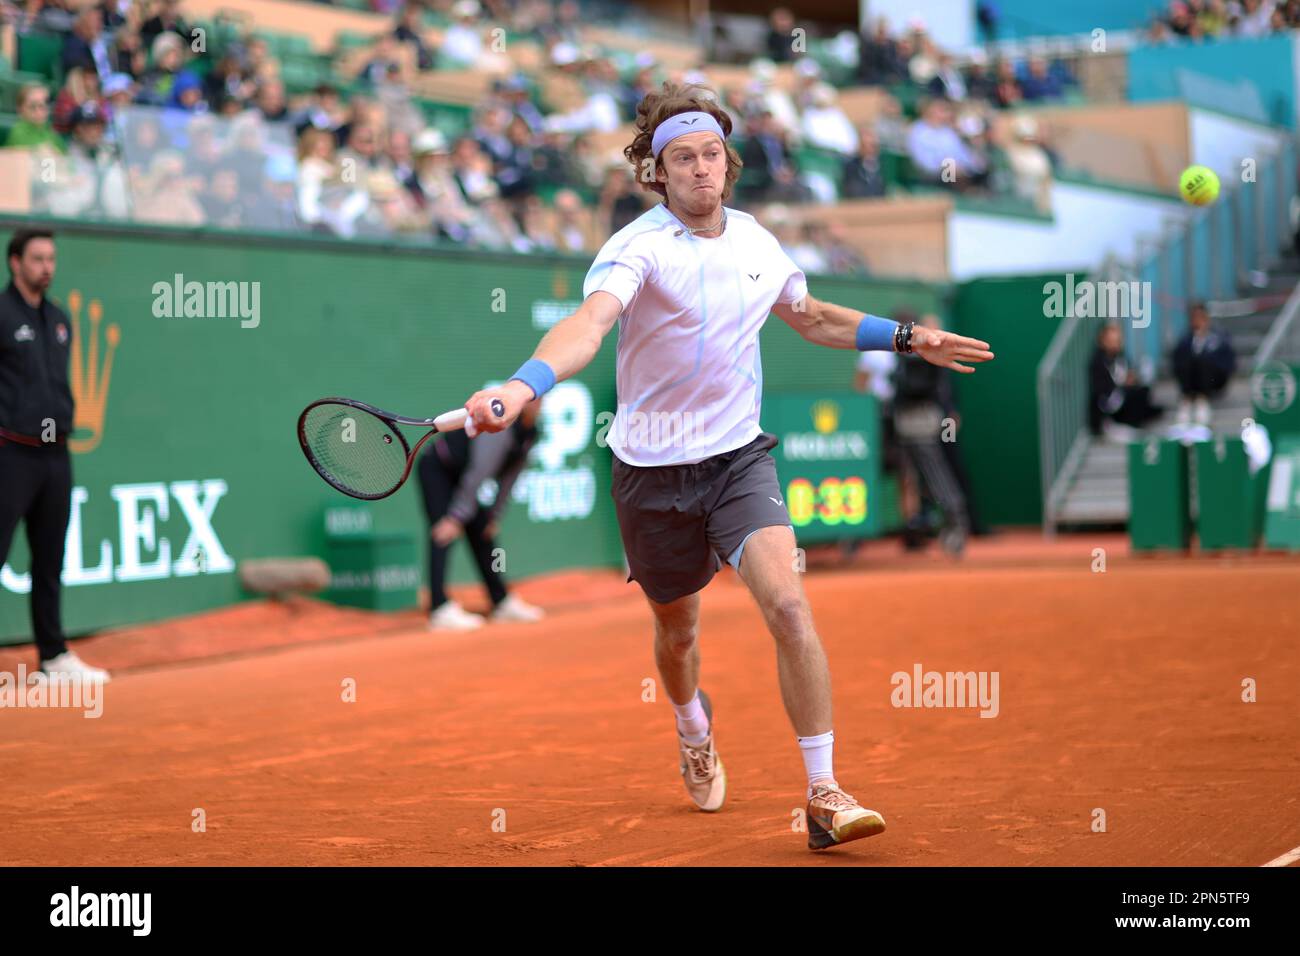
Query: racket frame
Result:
<box><xmin>297</xmin><ymin>396</ymin><xmax>497</xmax><ymax>501</ymax></box>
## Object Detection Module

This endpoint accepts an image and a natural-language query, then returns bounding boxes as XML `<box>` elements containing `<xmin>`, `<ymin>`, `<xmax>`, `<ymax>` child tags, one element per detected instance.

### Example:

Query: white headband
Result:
<box><xmin>651</xmin><ymin>111</ymin><xmax>726</xmax><ymax>158</ymax></box>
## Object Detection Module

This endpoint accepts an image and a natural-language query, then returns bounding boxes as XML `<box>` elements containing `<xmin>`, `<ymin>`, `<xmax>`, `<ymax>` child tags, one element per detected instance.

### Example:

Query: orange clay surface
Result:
<box><xmin>1</xmin><ymin>531</ymin><xmax>1297</xmax><ymax>866</ymax></box>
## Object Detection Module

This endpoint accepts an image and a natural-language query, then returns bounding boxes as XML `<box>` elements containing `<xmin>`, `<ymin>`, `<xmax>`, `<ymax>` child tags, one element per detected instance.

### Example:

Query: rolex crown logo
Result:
<box><xmin>67</xmin><ymin>289</ymin><xmax>121</xmax><ymax>454</ymax></box>
<box><xmin>811</xmin><ymin>400</ymin><xmax>839</xmax><ymax>435</ymax></box>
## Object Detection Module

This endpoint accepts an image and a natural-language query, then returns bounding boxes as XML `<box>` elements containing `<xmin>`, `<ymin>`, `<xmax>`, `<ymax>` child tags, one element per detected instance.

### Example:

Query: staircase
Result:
<box><xmin>1054</xmin><ymin>253</ymin><xmax>1300</xmax><ymax>528</ymax></box>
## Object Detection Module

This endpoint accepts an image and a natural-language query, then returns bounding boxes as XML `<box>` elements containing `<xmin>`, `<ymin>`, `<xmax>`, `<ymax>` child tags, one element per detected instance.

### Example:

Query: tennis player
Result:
<box><xmin>462</xmin><ymin>84</ymin><xmax>993</xmax><ymax>850</ymax></box>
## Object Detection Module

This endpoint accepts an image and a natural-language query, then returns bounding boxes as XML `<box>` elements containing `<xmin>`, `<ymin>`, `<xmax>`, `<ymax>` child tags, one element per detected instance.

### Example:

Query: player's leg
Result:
<box><xmin>707</xmin><ymin>435</ymin><xmax>885</xmax><ymax>848</ymax></box>
<box><xmin>646</xmin><ymin>589</ymin><xmax>725</xmax><ymax>811</ymax></box>
<box><xmin>610</xmin><ymin>455</ymin><xmax>725</xmax><ymax>811</ymax></box>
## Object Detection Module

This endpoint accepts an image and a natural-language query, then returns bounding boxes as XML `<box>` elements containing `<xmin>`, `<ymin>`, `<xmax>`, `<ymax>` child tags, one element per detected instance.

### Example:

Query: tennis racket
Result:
<box><xmin>298</xmin><ymin>396</ymin><xmax>505</xmax><ymax>500</ymax></box>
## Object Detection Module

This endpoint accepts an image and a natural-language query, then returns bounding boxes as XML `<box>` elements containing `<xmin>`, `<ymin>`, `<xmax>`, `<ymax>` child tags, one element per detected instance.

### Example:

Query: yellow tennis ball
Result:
<box><xmin>1179</xmin><ymin>165</ymin><xmax>1220</xmax><ymax>206</ymax></box>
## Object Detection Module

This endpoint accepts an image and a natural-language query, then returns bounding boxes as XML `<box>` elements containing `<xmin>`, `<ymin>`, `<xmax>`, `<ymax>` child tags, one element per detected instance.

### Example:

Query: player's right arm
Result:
<box><xmin>464</xmin><ymin>290</ymin><xmax>622</xmax><ymax>433</ymax></box>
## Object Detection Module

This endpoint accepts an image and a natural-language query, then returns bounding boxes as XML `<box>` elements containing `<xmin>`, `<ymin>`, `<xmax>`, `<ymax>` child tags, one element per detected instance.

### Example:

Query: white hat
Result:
<box><xmin>794</xmin><ymin>58</ymin><xmax>822</xmax><ymax>78</ymax></box>
<box><xmin>451</xmin><ymin>0</ymin><xmax>480</xmax><ymax>19</ymax></box>
<box><xmin>551</xmin><ymin>41</ymin><xmax>579</xmax><ymax>66</ymax></box>
<box><xmin>413</xmin><ymin>128</ymin><xmax>449</xmax><ymax>155</ymax></box>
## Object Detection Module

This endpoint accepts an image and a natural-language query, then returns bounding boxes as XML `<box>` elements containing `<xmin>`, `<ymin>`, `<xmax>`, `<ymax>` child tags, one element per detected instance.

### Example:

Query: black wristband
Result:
<box><xmin>894</xmin><ymin>321</ymin><xmax>915</xmax><ymax>354</ymax></box>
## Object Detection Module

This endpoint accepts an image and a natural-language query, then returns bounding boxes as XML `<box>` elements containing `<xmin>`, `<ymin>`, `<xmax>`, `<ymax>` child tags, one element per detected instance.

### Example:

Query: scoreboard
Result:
<box><xmin>761</xmin><ymin>391</ymin><xmax>886</xmax><ymax>544</ymax></box>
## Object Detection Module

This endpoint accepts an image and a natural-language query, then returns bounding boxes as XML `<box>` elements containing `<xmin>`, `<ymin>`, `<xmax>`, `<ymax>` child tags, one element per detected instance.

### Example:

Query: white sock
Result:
<box><xmin>672</xmin><ymin>692</ymin><xmax>710</xmax><ymax>745</ymax></box>
<box><xmin>798</xmin><ymin>731</ymin><xmax>835</xmax><ymax>797</ymax></box>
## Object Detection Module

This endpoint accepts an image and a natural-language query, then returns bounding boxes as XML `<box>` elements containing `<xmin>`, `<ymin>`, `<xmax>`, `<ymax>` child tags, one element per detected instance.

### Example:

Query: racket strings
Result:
<box><xmin>302</xmin><ymin>403</ymin><xmax>410</xmax><ymax>498</ymax></box>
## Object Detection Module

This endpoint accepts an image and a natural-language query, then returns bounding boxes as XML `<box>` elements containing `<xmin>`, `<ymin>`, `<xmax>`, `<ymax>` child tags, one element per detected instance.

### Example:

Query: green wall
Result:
<box><xmin>951</xmin><ymin>274</ymin><xmax>1068</xmax><ymax>527</ymax></box>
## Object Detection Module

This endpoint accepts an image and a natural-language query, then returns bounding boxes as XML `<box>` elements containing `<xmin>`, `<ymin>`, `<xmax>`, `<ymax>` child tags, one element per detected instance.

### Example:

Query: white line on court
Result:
<box><xmin>1261</xmin><ymin>845</ymin><xmax>1300</xmax><ymax>867</ymax></box>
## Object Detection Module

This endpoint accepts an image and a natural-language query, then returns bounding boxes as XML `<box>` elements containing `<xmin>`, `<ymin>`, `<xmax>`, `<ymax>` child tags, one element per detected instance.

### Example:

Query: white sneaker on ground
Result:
<box><xmin>428</xmin><ymin>600</ymin><xmax>485</xmax><ymax>631</ymax></box>
<box><xmin>491</xmin><ymin>594</ymin><xmax>545</xmax><ymax>623</ymax></box>
<box><xmin>40</xmin><ymin>651</ymin><xmax>110</xmax><ymax>682</ymax></box>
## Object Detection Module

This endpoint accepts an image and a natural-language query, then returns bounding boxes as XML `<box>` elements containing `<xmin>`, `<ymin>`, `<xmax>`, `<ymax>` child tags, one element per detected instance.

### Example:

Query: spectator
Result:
<box><xmin>766</xmin><ymin>8</ymin><xmax>797</xmax><ymax>63</ymax></box>
<box><xmin>450</xmin><ymin>136</ymin><xmax>500</xmax><ymax>204</ymax></box>
<box><xmin>788</xmin><ymin>221</ymin><xmax>830</xmax><ymax>274</ymax></box>
<box><xmin>294</xmin><ymin>83</ymin><xmax>350</xmax><ymax>139</ymax></box>
<box><xmin>1001</xmin><ymin>114</ymin><xmax>1053</xmax><ymax>209</ymax></box>
<box><xmin>441</xmin><ymin>0</ymin><xmax>485</xmax><ymax>68</ymax></box>
<box><xmin>165</xmin><ymin>70</ymin><xmax>207</xmax><ymax>113</ymax></box>
<box><xmin>100</xmin><ymin>73</ymin><xmax>135</xmax><ymax>128</ymax></box>
<box><xmin>359</xmin><ymin>34</ymin><xmax>403</xmax><ymax>88</ymax></box>
<box><xmin>801</xmin><ymin>83</ymin><xmax>858</xmax><ymax>156</ymax></box>
<box><xmin>297</xmin><ymin>126</ymin><xmax>369</xmax><ymax>238</ymax></box>
<box><xmin>1172</xmin><ymin>302</ymin><xmax>1236</xmax><ymax>427</ymax></box>
<box><xmin>1020</xmin><ymin>56</ymin><xmax>1065</xmax><ymax>102</ymax></box>
<box><xmin>137</xmin><ymin>32</ymin><xmax>195</xmax><ymax>107</ymax></box>
<box><xmin>552</xmin><ymin>188</ymin><xmax>591</xmax><ymax>252</ymax></box>
<box><xmin>841</xmin><ymin>125</ymin><xmax>886</xmax><ymax>199</ymax></box>
<box><xmin>992</xmin><ymin>59</ymin><xmax>1024</xmax><ymax>110</ymax></box>
<box><xmin>927</xmin><ymin>52</ymin><xmax>967</xmax><ymax>102</ymax></box>
<box><xmin>543</xmin><ymin>63</ymin><xmax>622</xmax><ymax>135</ymax></box>
<box><xmin>857</xmin><ymin>18</ymin><xmax>904</xmax><ymax>85</ymax></box>
<box><xmin>393</xmin><ymin>3</ymin><xmax>435</xmax><ymax>70</ymax></box>
<box><xmin>131</xmin><ymin>150</ymin><xmax>205</xmax><ymax>224</ymax></box>
<box><xmin>962</xmin><ymin>54</ymin><xmax>998</xmax><ymax>103</ymax></box>
<box><xmin>740</xmin><ymin>108</ymin><xmax>810</xmax><ymax>204</ymax></box>
<box><xmin>410</xmin><ymin>128</ymin><xmax>476</xmax><ymax>243</ymax></box>
<box><xmin>5</xmin><ymin>84</ymin><xmax>67</xmax><ymax>155</ymax></box>
<box><xmin>110</xmin><ymin>27</ymin><xmax>147</xmax><ymax>79</ymax></box>
<box><xmin>494</xmin><ymin>114</ymin><xmax>539</xmax><ymax>201</ymax></box>
<box><xmin>1241</xmin><ymin>0</ymin><xmax>1282</xmax><ymax>35</ymax></box>
<box><xmin>140</xmin><ymin>0</ymin><xmax>190</xmax><ymax>49</ymax></box>
<box><xmin>255</xmin><ymin>79</ymin><xmax>289</xmax><ymax>122</ymax></box>
<box><xmin>520</xmin><ymin>194</ymin><xmax>556</xmax><ymax>250</ymax></box>
<box><xmin>338</xmin><ymin>123</ymin><xmax>394</xmax><ymax>185</ymax></box>
<box><xmin>52</xmin><ymin>68</ymin><xmax>102</xmax><ymax>135</ymax></box>
<box><xmin>596</xmin><ymin>164</ymin><xmax>644</xmax><ymax>235</ymax></box>
<box><xmin>1088</xmin><ymin>322</ymin><xmax>1164</xmax><ymax>439</ymax></box>
<box><xmin>199</xmin><ymin>166</ymin><xmax>254</xmax><ymax>228</ymax></box>
<box><xmin>906</xmin><ymin>97</ymin><xmax>988</xmax><ymax>190</ymax></box>
<box><xmin>747</xmin><ymin>59</ymin><xmax>801</xmax><ymax>140</ymax></box>
<box><xmin>61</xmin><ymin>6</ymin><xmax>111</xmax><ymax>80</ymax></box>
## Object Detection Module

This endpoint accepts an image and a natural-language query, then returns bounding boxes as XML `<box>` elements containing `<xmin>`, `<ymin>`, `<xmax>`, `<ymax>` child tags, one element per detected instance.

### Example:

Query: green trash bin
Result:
<box><xmin>1194</xmin><ymin>437</ymin><xmax>1263</xmax><ymax>550</ymax></box>
<box><xmin>1128</xmin><ymin>438</ymin><xmax>1190</xmax><ymax>551</ymax></box>
<box><xmin>323</xmin><ymin>506</ymin><xmax>420</xmax><ymax>611</ymax></box>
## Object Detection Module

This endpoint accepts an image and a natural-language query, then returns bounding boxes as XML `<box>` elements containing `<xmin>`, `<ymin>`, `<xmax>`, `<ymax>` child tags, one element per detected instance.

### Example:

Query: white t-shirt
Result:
<box><xmin>583</xmin><ymin>202</ymin><xmax>808</xmax><ymax>466</ymax></box>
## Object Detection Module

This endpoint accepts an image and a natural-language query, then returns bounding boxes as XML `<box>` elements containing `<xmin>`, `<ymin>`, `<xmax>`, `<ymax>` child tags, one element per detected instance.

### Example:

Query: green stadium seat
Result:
<box><xmin>17</xmin><ymin>32</ymin><xmax>64</xmax><ymax>84</ymax></box>
<box><xmin>796</xmin><ymin>145</ymin><xmax>846</xmax><ymax>194</ymax></box>
<box><xmin>336</xmin><ymin>31</ymin><xmax>377</xmax><ymax>54</ymax></box>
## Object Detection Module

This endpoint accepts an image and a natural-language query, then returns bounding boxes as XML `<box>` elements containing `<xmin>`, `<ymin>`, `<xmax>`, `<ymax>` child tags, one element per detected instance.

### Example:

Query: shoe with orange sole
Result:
<box><xmin>806</xmin><ymin>780</ymin><xmax>885</xmax><ymax>850</ymax></box>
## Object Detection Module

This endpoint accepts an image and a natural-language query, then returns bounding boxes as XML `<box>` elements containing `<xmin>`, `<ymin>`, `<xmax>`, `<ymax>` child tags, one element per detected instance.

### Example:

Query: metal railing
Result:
<box><xmin>1037</xmin><ymin>131</ymin><xmax>1298</xmax><ymax>536</ymax></box>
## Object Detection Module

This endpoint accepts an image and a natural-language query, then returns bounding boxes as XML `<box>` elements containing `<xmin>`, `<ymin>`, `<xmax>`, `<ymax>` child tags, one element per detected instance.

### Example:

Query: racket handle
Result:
<box><xmin>433</xmin><ymin>399</ymin><xmax>507</xmax><ymax>432</ymax></box>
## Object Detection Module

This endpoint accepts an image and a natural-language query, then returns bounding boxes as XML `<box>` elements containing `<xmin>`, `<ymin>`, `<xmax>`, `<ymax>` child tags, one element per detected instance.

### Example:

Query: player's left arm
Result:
<box><xmin>772</xmin><ymin>294</ymin><xmax>995</xmax><ymax>373</ymax></box>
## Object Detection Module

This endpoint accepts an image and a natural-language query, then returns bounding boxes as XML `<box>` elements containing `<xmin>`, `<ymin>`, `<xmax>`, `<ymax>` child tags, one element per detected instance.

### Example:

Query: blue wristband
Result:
<box><xmin>855</xmin><ymin>313</ymin><xmax>898</xmax><ymax>351</ymax></box>
<box><xmin>509</xmin><ymin>358</ymin><xmax>556</xmax><ymax>400</ymax></box>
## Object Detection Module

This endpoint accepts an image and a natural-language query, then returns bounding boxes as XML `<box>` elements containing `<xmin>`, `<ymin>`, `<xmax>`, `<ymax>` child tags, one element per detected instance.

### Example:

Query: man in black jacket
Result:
<box><xmin>1171</xmin><ymin>301</ymin><xmax>1235</xmax><ymax>427</ymax></box>
<box><xmin>1088</xmin><ymin>321</ymin><xmax>1163</xmax><ymax>438</ymax></box>
<box><xmin>417</xmin><ymin>396</ymin><xmax>546</xmax><ymax>630</ymax></box>
<box><xmin>0</xmin><ymin>229</ymin><xmax>109</xmax><ymax>681</ymax></box>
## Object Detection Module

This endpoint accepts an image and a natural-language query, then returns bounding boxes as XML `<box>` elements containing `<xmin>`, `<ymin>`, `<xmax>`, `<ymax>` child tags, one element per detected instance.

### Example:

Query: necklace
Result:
<box><xmin>668</xmin><ymin>203</ymin><xmax>726</xmax><ymax>237</ymax></box>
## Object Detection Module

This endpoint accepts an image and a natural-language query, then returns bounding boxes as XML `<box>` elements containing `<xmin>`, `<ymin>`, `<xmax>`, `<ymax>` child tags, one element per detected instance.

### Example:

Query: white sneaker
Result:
<box><xmin>428</xmin><ymin>600</ymin><xmax>485</xmax><ymax>631</ymax></box>
<box><xmin>1103</xmin><ymin>421</ymin><xmax>1140</xmax><ymax>443</ymax></box>
<box><xmin>40</xmin><ymin>651</ymin><xmax>110</xmax><ymax>682</ymax></box>
<box><xmin>491</xmin><ymin>594</ymin><xmax>545</xmax><ymax>623</ymax></box>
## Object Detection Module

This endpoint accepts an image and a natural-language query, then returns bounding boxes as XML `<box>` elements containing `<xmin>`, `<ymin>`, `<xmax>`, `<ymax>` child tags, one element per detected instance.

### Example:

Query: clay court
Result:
<box><xmin>2</xmin><ymin>533</ymin><xmax>1297</xmax><ymax>867</ymax></box>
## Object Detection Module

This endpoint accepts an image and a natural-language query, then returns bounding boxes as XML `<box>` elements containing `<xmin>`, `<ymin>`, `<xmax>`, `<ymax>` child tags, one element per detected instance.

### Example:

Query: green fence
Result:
<box><xmin>0</xmin><ymin>217</ymin><xmax>947</xmax><ymax>643</ymax></box>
